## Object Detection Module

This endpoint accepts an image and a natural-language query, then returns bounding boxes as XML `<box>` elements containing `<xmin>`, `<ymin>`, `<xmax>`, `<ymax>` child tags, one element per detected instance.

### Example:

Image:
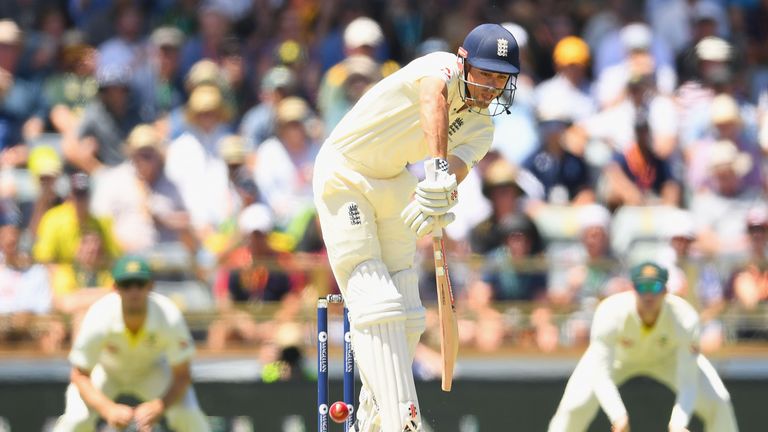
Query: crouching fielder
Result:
<box><xmin>313</xmin><ymin>23</ymin><xmax>520</xmax><ymax>432</ymax></box>
<box><xmin>549</xmin><ymin>262</ymin><xmax>737</xmax><ymax>432</ymax></box>
<box><xmin>53</xmin><ymin>256</ymin><xmax>209</xmax><ymax>432</ymax></box>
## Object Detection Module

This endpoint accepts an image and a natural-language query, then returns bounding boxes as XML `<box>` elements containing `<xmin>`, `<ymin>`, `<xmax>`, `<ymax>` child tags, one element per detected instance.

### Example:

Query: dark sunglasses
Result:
<box><xmin>117</xmin><ymin>279</ymin><xmax>149</xmax><ymax>290</ymax></box>
<box><xmin>633</xmin><ymin>281</ymin><xmax>665</xmax><ymax>294</ymax></box>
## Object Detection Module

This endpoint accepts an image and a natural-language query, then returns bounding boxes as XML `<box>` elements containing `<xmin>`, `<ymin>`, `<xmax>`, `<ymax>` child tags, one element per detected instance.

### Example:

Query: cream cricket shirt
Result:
<box><xmin>327</xmin><ymin>52</ymin><xmax>494</xmax><ymax>179</ymax></box>
<box><xmin>69</xmin><ymin>292</ymin><xmax>195</xmax><ymax>383</ymax></box>
<box><xmin>589</xmin><ymin>291</ymin><xmax>700</xmax><ymax>428</ymax></box>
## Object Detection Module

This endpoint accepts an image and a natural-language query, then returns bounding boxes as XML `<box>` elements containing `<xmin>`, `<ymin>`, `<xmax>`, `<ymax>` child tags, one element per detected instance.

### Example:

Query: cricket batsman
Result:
<box><xmin>548</xmin><ymin>262</ymin><xmax>738</xmax><ymax>432</ymax></box>
<box><xmin>53</xmin><ymin>255</ymin><xmax>210</xmax><ymax>431</ymax></box>
<box><xmin>313</xmin><ymin>23</ymin><xmax>519</xmax><ymax>431</ymax></box>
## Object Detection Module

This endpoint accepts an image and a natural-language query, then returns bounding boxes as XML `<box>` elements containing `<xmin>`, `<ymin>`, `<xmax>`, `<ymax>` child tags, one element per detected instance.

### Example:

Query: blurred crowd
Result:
<box><xmin>2</xmin><ymin>0</ymin><xmax>768</xmax><ymax>364</ymax></box>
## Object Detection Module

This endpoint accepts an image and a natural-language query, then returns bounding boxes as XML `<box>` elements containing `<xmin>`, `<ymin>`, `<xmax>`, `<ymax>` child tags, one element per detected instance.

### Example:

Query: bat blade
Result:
<box><xmin>433</xmin><ymin>235</ymin><xmax>459</xmax><ymax>392</ymax></box>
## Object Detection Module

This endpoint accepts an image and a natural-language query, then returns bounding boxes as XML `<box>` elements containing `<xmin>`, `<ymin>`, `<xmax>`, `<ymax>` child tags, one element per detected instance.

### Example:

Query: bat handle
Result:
<box><xmin>432</xmin><ymin>224</ymin><xmax>443</xmax><ymax>238</ymax></box>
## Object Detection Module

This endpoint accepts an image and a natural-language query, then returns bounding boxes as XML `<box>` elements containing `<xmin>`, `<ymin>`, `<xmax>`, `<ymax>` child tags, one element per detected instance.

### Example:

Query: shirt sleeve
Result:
<box><xmin>68</xmin><ymin>306</ymin><xmax>106</xmax><ymax>371</ymax></box>
<box><xmin>589</xmin><ymin>301</ymin><xmax>628</xmax><ymax>423</ymax></box>
<box><xmin>669</xmin><ymin>306</ymin><xmax>700</xmax><ymax>428</ymax></box>
<box><xmin>450</xmin><ymin>126</ymin><xmax>493</xmax><ymax>171</ymax></box>
<box><xmin>164</xmin><ymin>304</ymin><xmax>196</xmax><ymax>366</ymax></box>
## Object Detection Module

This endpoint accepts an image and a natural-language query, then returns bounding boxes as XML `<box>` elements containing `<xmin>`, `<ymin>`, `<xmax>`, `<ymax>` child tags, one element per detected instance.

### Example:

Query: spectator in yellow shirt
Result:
<box><xmin>34</xmin><ymin>172</ymin><xmax>120</xmax><ymax>265</ymax></box>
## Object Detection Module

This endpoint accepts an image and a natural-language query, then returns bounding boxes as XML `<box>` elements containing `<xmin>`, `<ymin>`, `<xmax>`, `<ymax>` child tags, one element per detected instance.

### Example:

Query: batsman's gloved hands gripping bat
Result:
<box><xmin>401</xmin><ymin>157</ymin><xmax>458</xmax><ymax>237</ymax></box>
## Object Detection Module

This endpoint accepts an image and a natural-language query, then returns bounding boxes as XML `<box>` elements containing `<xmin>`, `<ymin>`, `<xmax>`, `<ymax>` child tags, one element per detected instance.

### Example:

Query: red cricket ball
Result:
<box><xmin>329</xmin><ymin>401</ymin><xmax>350</xmax><ymax>423</ymax></box>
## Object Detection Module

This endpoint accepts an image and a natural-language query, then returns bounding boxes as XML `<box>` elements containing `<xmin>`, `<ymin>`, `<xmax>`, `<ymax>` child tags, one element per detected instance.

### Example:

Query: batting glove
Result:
<box><xmin>415</xmin><ymin>157</ymin><xmax>459</xmax><ymax>216</ymax></box>
<box><xmin>401</xmin><ymin>203</ymin><xmax>456</xmax><ymax>238</ymax></box>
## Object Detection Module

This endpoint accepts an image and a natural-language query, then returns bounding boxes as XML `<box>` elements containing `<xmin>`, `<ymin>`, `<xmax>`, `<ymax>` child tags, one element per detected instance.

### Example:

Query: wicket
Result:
<box><xmin>317</xmin><ymin>294</ymin><xmax>355</xmax><ymax>431</ymax></box>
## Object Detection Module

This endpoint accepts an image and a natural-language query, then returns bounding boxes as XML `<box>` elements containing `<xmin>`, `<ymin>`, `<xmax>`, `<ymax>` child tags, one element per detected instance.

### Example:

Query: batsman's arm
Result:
<box><xmin>419</xmin><ymin>76</ymin><xmax>449</xmax><ymax>161</ymax></box>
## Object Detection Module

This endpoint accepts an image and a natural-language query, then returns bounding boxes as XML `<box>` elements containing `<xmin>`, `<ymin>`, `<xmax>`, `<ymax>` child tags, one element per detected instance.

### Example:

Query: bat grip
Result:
<box><xmin>433</xmin><ymin>224</ymin><xmax>443</xmax><ymax>238</ymax></box>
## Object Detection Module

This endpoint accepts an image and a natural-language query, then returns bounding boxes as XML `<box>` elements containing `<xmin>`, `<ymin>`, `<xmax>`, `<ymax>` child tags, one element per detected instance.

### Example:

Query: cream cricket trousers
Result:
<box><xmin>312</xmin><ymin>145</ymin><xmax>418</xmax><ymax>289</ymax></box>
<box><xmin>53</xmin><ymin>364</ymin><xmax>210</xmax><ymax>432</ymax></box>
<box><xmin>548</xmin><ymin>353</ymin><xmax>738</xmax><ymax>432</ymax></box>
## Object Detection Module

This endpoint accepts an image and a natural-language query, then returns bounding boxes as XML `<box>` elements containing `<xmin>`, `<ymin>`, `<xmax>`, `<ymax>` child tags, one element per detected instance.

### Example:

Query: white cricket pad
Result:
<box><xmin>346</xmin><ymin>260</ymin><xmax>422</xmax><ymax>431</ymax></box>
<box><xmin>391</xmin><ymin>268</ymin><xmax>425</xmax><ymax>359</ymax></box>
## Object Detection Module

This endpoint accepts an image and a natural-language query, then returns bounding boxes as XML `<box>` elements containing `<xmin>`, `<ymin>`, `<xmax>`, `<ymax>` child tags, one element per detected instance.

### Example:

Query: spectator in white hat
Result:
<box><xmin>91</xmin><ymin>124</ymin><xmax>194</xmax><ymax>254</ymax></box>
<box><xmin>318</xmin><ymin>16</ymin><xmax>394</xmax><ymax>132</ymax></box>
<box><xmin>691</xmin><ymin>140</ymin><xmax>762</xmax><ymax>257</ymax></box>
<box><xmin>660</xmin><ymin>209</ymin><xmax>726</xmax><ymax>352</ymax></box>
<box><xmin>595</xmin><ymin>22</ymin><xmax>677</xmax><ymax>107</ymax></box>
<box><xmin>685</xmin><ymin>94</ymin><xmax>763</xmax><ymax>193</ymax></box>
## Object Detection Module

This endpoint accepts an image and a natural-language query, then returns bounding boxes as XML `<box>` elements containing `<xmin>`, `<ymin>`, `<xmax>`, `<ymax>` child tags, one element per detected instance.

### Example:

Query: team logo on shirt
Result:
<box><xmin>106</xmin><ymin>343</ymin><xmax>119</xmax><ymax>354</ymax></box>
<box><xmin>497</xmin><ymin>39</ymin><xmax>509</xmax><ymax>57</ymax></box>
<box><xmin>146</xmin><ymin>333</ymin><xmax>156</xmax><ymax>347</ymax></box>
<box><xmin>448</xmin><ymin>117</ymin><xmax>464</xmax><ymax>137</ymax></box>
<box><xmin>347</xmin><ymin>203</ymin><xmax>361</xmax><ymax>226</ymax></box>
<box><xmin>658</xmin><ymin>335</ymin><xmax>668</xmax><ymax>347</ymax></box>
<box><xmin>619</xmin><ymin>338</ymin><xmax>634</xmax><ymax>348</ymax></box>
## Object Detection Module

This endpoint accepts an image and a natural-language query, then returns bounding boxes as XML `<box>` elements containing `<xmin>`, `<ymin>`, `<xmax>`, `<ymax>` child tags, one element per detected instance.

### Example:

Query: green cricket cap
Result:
<box><xmin>630</xmin><ymin>261</ymin><xmax>668</xmax><ymax>294</ymax></box>
<box><xmin>112</xmin><ymin>255</ymin><xmax>152</xmax><ymax>283</ymax></box>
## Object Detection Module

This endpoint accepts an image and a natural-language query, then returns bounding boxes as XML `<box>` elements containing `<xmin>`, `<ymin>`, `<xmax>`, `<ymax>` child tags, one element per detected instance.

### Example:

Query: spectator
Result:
<box><xmin>49</xmin><ymin>230</ymin><xmax>113</xmax><ymax>335</ymax></box>
<box><xmin>728</xmin><ymin>206</ymin><xmax>768</xmax><ymax>312</ymax></box>
<box><xmin>91</xmin><ymin>124</ymin><xmax>195</xmax><ymax>254</ymax></box>
<box><xmin>33</xmin><ymin>172</ymin><xmax>120</xmax><ymax>265</ymax></box>
<box><xmin>524</xmin><ymin>104</ymin><xmax>594</xmax><ymax>205</ymax></box>
<box><xmin>239</xmin><ymin>65</ymin><xmax>297</xmax><ymax>150</ymax></box>
<box><xmin>469</xmin><ymin>157</ymin><xmax>542</xmax><ymax>254</ymax></box>
<box><xmin>661</xmin><ymin>209</ymin><xmax>726</xmax><ymax>352</ymax></box>
<box><xmin>601</xmin><ymin>111</ymin><xmax>681</xmax><ymax>209</ymax></box>
<box><xmin>595</xmin><ymin>22</ymin><xmax>677</xmax><ymax>107</ymax></box>
<box><xmin>254</xmin><ymin>96</ymin><xmax>318</xmax><ymax>229</ymax></box>
<box><xmin>555</xmin><ymin>205</ymin><xmax>626</xmax><ymax>347</ymax></box>
<box><xmin>44</xmin><ymin>31</ymin><xmax>99</xmax><ymax>135</ymax></box>
<box><xmin>677</xmin><ymin>36</ymin><xmax>734</xmax><ymax>148</ymax></box>
<box><xmin>133</xmin><ymin>26</ymin><xmax>186</xmax><ymax>122</ymax></box>
<box><xmin>686</xmin><ymin>94</ymin><xmax>763</xmax><ymax>193</ymax></box>
<box><xmin>207</xmin><ymin>204</ymin><xmax>298</xmax><ymax>350</ymax></box>
<box><xmin>26</xmin><ymin>145</ymin><xmax>65</xmax><ymax>237</ymax></box>
<box><xmin>0</xmin><ymin>205</ymin><xmax>60</xmax><ymax>353</ymax></box>
<box><xmin>165</xmin><ymin>84</ymin><xmax>233</xmax><ymax>248</ymax></box>
<box><xmin>167</xmin><ymin>59</ymin><xmax>234</xmax><ymax>139</ymax></box>
<box><xmin>179</xmin><ymin>3</ymin><xmax>232</xmax><ymax>78</ymax></box>
<box><xmin>534</xmin><ymin>36</ymin><xmax>596</xmax><ymax>123</ymax></box>
<box><xmin>491</xmin><ymin>23</ymin><xmax>538</xmax><ymax>165</ymax></box>
<box><xmin>97</xmin><ymin>2</ymin><xmax>147</xmax><ymax>74</ymax></box>
<box><xmin>63</xmin><ymin>65</ymin><xmax>143</xmax><ymax>173</ymax></box>
<box><xmin>478</xmin><ymin>214</ymin><xmax>549</xmax><ymax>302</ymax></box>
<box><xmin>691</xmin><ymin>140</ymin><xmax>763</xmax><ymax>257</ymax></box>
<box><xmin>0</xmin><ymin>19</ymin><xmax>48</xmax><ymax>167</ymax></box>
<box><xmin>317</xmin><ymin>17</ymin><xmax>390</xmax><ymax>131</ymax></box>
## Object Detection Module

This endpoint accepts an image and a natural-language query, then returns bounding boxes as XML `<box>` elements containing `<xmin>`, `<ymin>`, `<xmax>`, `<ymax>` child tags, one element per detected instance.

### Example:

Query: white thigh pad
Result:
<box><xmin>346</xmin><ymin>260</ymin><xmax>421</xmax><ymax>431</ymax></box>
<box><xmin>391</xmin><ymin>269</ymin><xmax>425</xmax><ymax>359</ymax></box>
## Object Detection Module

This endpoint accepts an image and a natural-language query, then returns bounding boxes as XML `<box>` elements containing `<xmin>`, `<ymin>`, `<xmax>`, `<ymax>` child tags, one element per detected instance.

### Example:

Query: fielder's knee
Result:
<box><xmin>346</xmin><ymin>260</ymin><xmax>406</xmax><ymax>329</ymax></box>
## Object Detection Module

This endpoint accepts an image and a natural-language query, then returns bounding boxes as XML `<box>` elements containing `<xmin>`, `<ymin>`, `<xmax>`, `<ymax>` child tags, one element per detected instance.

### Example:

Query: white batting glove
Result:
<box><xmin>401</xmin><ymin>205</ymin><xmax>456</xmax><ymax>238</ymax></box>
<box><xmin>414</xmin><ymin>157</ymin><xmax>458</xmax><ymax>216</ymax></box>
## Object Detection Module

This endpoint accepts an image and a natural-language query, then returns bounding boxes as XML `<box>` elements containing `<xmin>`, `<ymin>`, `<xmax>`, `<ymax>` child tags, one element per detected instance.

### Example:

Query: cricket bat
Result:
<box><xmin>432</xmin><ymin>226</ymin><xmax>459</xmax><ymax>391</ymax></box>
<box><xmin>424</xmin><ymin>159</ymin><xmax>459</xmax><ymax>391</ymax></box>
